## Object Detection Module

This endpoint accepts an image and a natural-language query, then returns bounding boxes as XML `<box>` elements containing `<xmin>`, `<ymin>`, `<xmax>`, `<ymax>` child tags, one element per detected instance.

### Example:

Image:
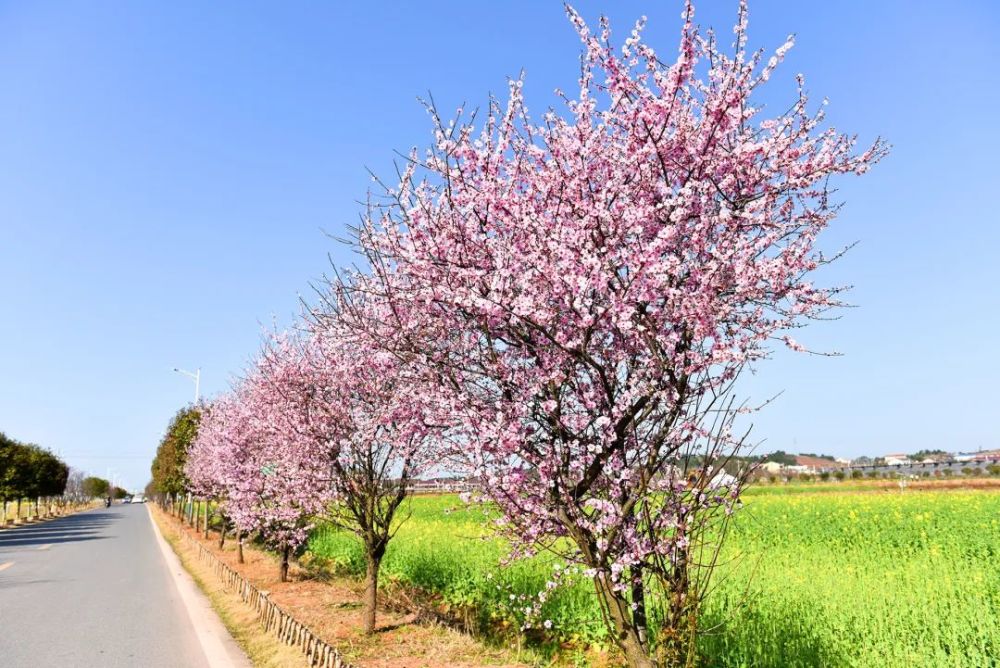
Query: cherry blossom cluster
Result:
<box><xmin>186</xmin><ymin>302</ymin><xmax>438</xmax><ymax>561</ymax></box>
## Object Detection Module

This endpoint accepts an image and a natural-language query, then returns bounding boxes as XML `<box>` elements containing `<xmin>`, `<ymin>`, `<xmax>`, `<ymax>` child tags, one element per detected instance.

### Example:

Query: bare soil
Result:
<box><xmin>153</xmin><ymin>506</ymin><xmax>530</xmax><ymax>668</ymax></box>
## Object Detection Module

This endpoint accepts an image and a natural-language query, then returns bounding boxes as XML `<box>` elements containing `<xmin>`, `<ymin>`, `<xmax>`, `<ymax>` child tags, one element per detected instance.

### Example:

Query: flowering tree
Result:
<box><xmin>187</xmin><ymin>342</ymin><xmax>329</xmax><ymax>580</ymax></box>
<box><xmin>188</xmin><ymin>319</ymin><xmax>436</xmax><ymax>617</ymax></box>
<box><xmin>274</xmin><ymin>302</ymin><xmax>438</xmax><ymax>634</ymax></box>
<box><xmin>186</xmin><ymin>397</ymin><xmax>240</xmax><ymax>549</ymax></box>
<box><xmin>350</xmin><ymin>2</ymin><xmax>885</xmax><ymax>665</ymax></box>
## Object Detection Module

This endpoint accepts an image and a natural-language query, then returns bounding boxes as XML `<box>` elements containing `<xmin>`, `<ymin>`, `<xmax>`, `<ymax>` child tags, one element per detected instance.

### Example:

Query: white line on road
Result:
<box><xmin>0</xmin><ymin>561</ymin><xmax>13</xmax><ymax>571</ymax></box>
<box><xmin>146</xmin><ymin>506</ymin><xmax>250</xmax><ymax>668</ymax></box>
<box><xmin>37</xmin><ymin>544</ymin><xmax>52</xmax><ymax>551</ymax></box>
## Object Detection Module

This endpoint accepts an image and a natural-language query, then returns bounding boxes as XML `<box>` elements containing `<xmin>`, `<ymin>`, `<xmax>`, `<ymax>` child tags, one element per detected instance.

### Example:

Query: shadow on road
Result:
<box><xmin>0</xmin><ymin>511</ymin><xmax>117</xmax><ymax>549</ymax></box>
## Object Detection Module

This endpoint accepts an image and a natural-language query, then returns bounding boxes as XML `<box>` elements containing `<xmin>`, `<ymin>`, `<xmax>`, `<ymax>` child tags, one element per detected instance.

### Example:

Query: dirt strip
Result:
<box><xmin>152</xmin><ymin>505</ymin><xmax>528</xmax><ymax>668</ymax></box>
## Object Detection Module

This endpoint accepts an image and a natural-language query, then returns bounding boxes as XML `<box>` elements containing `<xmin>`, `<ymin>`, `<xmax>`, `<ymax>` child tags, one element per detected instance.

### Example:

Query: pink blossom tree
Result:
<box><xmin>348</xmin><ymin>2</ymin><xmax>885</xmax><ymax>664</ymax></box>
<box><xmin>184</xmin><ymin>399</ymin><xmax>233</xmax><ymax>547</ymax></box>
<box><xmin>243</xmin><ymin>337</ymin><xmax>332</xmax><ymax>581</ymax></box>
<box><xmin>191</xmin><ymin>314</ymin><xmax>438</xmax><ymax>629</ymax></box>
<box><xmin>188</xmin><ymin>340</ymin><xmax>330</xmax><ymax>581</ymax></box>
<box><xmin>284</xmin><ymin>302</ymin><xmax>438</xmax><ymax>634</ymax></box>
<box><xmin>186</xmin><ymin>391</ymin><xmax>260</xmax><ymax>563</ymax></box>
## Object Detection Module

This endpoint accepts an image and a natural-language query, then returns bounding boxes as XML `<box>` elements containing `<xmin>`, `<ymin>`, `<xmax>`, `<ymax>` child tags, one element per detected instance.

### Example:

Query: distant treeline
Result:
<box><xmin>763</xmin><ymin>450</ymin><xmax>837</xmax><ymax>465</ymax></box>
<box><xmin>0</xmin><ymin>431</ymin><xmax>70</xmax><ymax>507</ymax></box>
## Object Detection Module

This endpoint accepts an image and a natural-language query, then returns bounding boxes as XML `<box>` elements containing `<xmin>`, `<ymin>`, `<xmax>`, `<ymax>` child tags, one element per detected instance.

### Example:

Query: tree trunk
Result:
<box><xmin>631</xmin><ymin>564</ymin><xmax>649</xmax><ymax>649</ymax></box>
<box><xmin>203</xmin><ymin>501</ymin><xmax>210</xmax><ymax>539</ymax></box>
<box><xmin>593</xmin><ymin>572</ymin><xmax>654</xmax><ymax>668</ymax></box>
<box><xmin>363</xmin><ymin>546</ymin><xmax>385</xmax><ymax>635</ymax></box>
<box><xmin>218</xmin><ymin>516</ymin><xmax>227</xmax><ymax>549</ymax></box>
<box><xmin>236</xmin><ymin>529</ymin><xmax>244</xmax><ymax>564</ymax></box>
<box><xmin>660</xmin><ymin>541</ymin><xmax>697</xmax><ymax>667</ymax></box>
<box><xmin>16</xmin><ymin>498</ymin><xmax>21</xmax><ymax>524</ymax></box>
<box><xmin>279</xmin><ymin>545</ymin><xmax>290</xmax><ymax>582</ymax></box>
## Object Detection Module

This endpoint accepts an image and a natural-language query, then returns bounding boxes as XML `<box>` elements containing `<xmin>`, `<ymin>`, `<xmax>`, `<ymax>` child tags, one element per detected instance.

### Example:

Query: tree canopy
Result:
<box><xmin>0</xmin><ymin>432</ymin><xmax>69</xmax><ymax>501</ymax></box>
<box><xmin>81</xmin><ymin>476</ymin><xmax>111</xmax><ymax>499</ymax></box>
<box><xmin>150</xmin><ymin>406</ymin><xmax>202</xmax><ymax>496</ymax></box>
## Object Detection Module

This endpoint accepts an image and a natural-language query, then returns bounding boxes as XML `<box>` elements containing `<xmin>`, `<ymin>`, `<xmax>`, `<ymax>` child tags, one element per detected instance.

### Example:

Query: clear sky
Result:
<box><xmin>1</xmin><ymin>1</ymin><xmax>997</xmax><ymax>489</ymax></box>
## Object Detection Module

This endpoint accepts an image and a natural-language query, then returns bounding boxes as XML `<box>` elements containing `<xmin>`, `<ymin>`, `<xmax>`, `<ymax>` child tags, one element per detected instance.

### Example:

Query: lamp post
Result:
<box><xmin>173</xmin><ymin>367</ymin><xmax>201</xmax><ymax>404</ymax></box>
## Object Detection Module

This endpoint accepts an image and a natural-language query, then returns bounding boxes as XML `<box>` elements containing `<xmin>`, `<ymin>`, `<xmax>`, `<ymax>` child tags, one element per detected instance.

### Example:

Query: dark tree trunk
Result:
<box><xmin>631</xmin><ymin>564</ymin><xmax>649</xmax><ymax>649</ymax></box>
<box><xmin>362</xmin><ymin>546</ymin><xmax>385</xmax><ymax>635</ymax></box>
<box><xmin>218</xmin><ymin>516</ymin><xmax>227</xmax><ymax>549</ymax></box>
<box><xmin>660</xmin><ymin>541</ymin><xmax>696</xmax><ymax>667</ymax></box>
<box><xmin>593</xmin><ymin>572</ymin><xmax>654</xmax><ymax>668</ymax></box>
<box><xmin>279</xmin><ymin>545</ymin><xmax>290</xmax><ymax>582</ymax></box>
<box><xmin>236</xmin><ymin>529</ymin><xmax>244</xmax><ymax>564</ymax></box>
<box><xmin>203</xmin><ymin>501</ymin><xmax>210</xmax><ymax>539</ymax></box>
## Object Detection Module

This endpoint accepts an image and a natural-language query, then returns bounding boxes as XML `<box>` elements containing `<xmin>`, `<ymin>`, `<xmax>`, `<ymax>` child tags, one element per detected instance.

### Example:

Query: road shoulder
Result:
<box><xmin>147</xmin><ymin>505</ymin><xmax>253</xmax><ymax>668</ymax></box>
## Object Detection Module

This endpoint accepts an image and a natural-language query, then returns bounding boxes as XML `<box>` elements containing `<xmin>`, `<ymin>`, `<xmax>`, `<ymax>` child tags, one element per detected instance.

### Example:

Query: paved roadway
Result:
<box><xmin>0</xmin><ymin>503</ymin><xmax>210</xmax><ymax>667</ymax></box>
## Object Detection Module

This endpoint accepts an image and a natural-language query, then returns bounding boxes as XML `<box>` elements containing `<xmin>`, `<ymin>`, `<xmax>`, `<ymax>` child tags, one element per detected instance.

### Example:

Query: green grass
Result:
<box><xmin>307</xmin><ymin>489</ymin><xmax>1000</xmax><ymax>666</ymax></box>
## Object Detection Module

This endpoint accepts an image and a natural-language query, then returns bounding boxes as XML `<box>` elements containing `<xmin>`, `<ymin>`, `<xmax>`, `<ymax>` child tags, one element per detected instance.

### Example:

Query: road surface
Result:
<box><xmin>0</xmin><ymin>504</ymin><xmax>213</xmax><ymax>667</ymax></box>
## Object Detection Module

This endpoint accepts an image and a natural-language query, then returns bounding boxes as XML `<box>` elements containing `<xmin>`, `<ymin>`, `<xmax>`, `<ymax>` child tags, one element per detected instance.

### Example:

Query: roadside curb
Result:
<box><xmin>147</xmin><ymin>505</ymin><xmax>252</xmax><ymax>668</ymax></box>
<box><xmin>0</xmin><ymin>503</ymin><xmax>101</xmax><ymax>530</ymax></box>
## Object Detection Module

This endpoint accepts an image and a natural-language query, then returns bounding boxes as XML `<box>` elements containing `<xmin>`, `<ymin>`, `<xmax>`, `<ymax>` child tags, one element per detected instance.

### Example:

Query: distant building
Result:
<box><xmin>709</xmin><ymin>470</ymin><xmax>738</xmax><ymax>489</ymax></box>
<box><xmin>792</xmin><ymin>455</ymin><xmax>837</xmax><ymax>472</ymax></box>
<box><xmin>956</xmin><ymin>450</ymin><xmax>1000</xmax><ymax>463</ymax></box>
<box><xmin>883</xmin><ymin>453</ymin><xmax>910</xmax><ymax>466</ymax></box>
<box><xmin>406</xmin><ymin>477</ymin><xmax>475</xmax><ymax>493</ymax></box>
<box><xmin>760</xmin><ymin>461</ymin><xmax>784</xmax><ymax>474</ymax></box>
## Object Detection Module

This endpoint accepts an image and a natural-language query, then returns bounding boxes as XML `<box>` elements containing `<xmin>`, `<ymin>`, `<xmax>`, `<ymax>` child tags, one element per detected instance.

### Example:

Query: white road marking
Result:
<box><xmin>0</xmin><ymin>561</ymin><xmax>13</xmax><ymax>571</ymax></box>
<box><xmin>37</xmin><ymin>544</ymin><xmax>53</xmax><ymax>551</ymax></box>
<box><xmin>146</xmin><ymin>506</ymin><xmax>250</xmax><ymax>667</ymax></box>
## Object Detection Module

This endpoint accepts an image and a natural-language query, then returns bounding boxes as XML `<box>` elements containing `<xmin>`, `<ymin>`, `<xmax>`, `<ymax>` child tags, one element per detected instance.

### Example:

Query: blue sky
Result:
<box><xmin>0</xmin><ymin>1</ymin><xmax>997</xmax><ymax>489</ymax></box>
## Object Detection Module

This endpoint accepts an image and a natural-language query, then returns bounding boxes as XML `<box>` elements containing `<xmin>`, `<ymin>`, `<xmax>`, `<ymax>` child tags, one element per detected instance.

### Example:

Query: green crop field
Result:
<box><xmin>308</xmin><ymin>489</ymin><xmax>1000</xmax><ymax>666</ymax></box>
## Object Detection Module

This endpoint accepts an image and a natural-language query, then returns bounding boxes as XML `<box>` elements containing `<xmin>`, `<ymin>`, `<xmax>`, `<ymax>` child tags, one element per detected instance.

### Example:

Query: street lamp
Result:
<box><xmin>173</xmin><ymin>367</ymin><xmax>201</xmax><ymax>403</ymax></box>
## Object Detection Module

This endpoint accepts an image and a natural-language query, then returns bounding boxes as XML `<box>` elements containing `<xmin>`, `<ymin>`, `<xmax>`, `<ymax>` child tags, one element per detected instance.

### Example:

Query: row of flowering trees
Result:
<box><xmin>184</xmin><ymin>2</ymin><xmax>883</xmax><ymax>665</ymax></box>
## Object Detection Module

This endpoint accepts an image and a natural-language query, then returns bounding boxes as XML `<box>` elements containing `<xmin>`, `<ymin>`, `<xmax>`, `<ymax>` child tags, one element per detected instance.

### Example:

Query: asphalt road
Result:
<box><xmin>0</xmin><ymin>503</ymin><xmax>211</xmax><ymax>667</ymax></box>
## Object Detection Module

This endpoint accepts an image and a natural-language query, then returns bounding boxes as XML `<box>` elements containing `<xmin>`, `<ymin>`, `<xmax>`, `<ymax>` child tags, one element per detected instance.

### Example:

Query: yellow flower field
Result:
<box><xmin>309</xmin><ymin>488</ymin><xmax>1000</xmax><ymax>666</ymax></box>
